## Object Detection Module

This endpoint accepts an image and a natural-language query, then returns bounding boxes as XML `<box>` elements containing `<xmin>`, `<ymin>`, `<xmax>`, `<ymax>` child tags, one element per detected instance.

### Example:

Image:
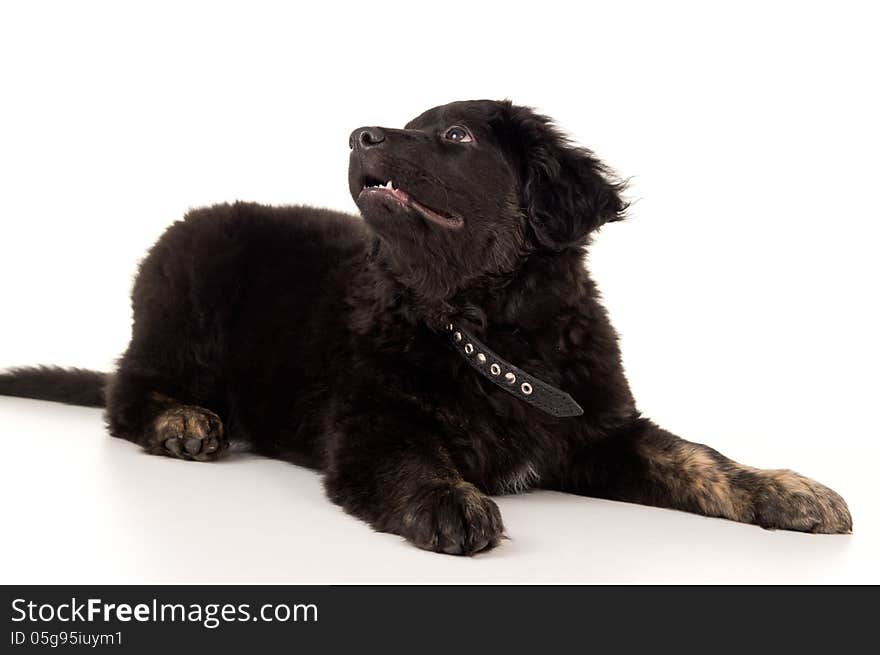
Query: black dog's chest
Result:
<box><xmin>437</xmin><ymin>366</ymin><xmax>563</xmax><ymax>495</ymax></box>
<box><xmin>374</xmin><ymin>328</ymin><xmax>568</xmax><ymax>494</ymax></box>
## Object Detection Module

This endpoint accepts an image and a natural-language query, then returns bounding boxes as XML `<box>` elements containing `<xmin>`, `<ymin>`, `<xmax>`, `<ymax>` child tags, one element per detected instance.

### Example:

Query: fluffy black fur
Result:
<box><xmin>0</xmin><ymin>99</ymin><xmax>851</xmax><ymax>554</ymax></box>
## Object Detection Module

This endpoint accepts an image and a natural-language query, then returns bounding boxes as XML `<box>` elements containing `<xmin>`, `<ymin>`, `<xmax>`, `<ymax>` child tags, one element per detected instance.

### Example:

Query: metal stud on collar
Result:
<box><xmin>446</xmin><ymin>322</ymin><xmax>583</xmax><ymax>418</ymax></box>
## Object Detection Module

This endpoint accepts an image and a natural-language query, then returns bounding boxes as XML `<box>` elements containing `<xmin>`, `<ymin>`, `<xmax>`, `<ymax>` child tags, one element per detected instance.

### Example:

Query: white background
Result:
<box><xmin>1</xmin><ymin>1</ymin><xmax>878</xmax><ymax>583</ymax></box>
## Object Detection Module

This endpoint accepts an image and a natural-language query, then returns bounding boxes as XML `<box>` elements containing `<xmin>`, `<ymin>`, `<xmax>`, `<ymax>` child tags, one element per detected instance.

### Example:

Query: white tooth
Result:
<box><xmin>389</xmin><ymin>180</ymin><xmax>395</xmax><ymax>190</ymax></box>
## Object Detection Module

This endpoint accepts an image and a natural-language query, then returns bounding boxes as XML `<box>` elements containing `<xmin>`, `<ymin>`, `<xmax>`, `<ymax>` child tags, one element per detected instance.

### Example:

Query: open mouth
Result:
<box><xmin>358</xmin><ymin>176</ymin><xmax>464</xmax><ymax>230</ymax></box>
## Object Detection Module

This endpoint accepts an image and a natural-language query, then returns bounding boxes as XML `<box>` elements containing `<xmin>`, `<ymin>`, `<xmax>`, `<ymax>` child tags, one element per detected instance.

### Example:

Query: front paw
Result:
<box><xmin>400</xmin><ymin>481</ymin><xmax>504</xmax><ymax>555</ymax></box>
<box><xmin>751</xmin><ymin>469</ymin><xmax>852</xmax><ymax>534</ymax></box>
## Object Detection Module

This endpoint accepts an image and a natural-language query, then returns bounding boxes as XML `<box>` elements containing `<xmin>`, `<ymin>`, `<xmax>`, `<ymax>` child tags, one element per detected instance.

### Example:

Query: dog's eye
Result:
<box><xmin>443</xmin><ymin>126</ymin><xmax>473</xmax><ymax>143</ymax></box>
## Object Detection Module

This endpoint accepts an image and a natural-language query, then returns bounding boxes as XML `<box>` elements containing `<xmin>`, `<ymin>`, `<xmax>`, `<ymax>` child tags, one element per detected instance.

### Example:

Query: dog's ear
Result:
<box><xmin>502</xmin><ymin>104</ymin><xmax>627</xmax><ymax>250</ymax></box>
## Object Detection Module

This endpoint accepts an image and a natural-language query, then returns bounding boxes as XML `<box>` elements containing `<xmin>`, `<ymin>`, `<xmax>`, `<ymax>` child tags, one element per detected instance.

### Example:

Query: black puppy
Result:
<box><xmin>0</xmin><ymin>100</ymin><xmax>851</xmax><ymax>554</ymax></box>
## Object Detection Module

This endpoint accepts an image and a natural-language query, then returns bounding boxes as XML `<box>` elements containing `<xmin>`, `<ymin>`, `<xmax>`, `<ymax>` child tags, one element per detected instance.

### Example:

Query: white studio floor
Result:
<box><xmin>1</xmin><ymin>397</ymin><xmax>874</xmax><ymax>585</ymax></box>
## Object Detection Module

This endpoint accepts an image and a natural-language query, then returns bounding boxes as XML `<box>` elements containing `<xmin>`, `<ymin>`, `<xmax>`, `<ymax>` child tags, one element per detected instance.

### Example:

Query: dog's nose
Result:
<box><xmin>349</xmin><ymin>126</ymin><xmax>386</xmax><ymax>150</ymax></box>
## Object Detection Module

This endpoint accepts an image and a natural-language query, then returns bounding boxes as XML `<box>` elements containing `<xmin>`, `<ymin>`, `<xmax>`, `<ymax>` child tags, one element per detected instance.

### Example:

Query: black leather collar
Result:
<box><xmin>445</xmin><ymin>323</ymin><xmax>584</xmax><ymax>418</ymax></box>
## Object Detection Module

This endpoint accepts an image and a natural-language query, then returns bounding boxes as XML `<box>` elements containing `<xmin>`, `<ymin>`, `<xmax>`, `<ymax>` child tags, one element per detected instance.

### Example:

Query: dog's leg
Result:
<box><xmin>552</xmin><ymin>418</ymin><xmax>851</xmax><ymax>533</ymax></box>
<box><xmin>105</xmin><ymin>366</ymin><xmax>227</xmax><ymax>462</ymax></box>
<box><xmin>324</xmin><ymin>410</ymin><xmax>504</xmax><ymax>555</ymax></box>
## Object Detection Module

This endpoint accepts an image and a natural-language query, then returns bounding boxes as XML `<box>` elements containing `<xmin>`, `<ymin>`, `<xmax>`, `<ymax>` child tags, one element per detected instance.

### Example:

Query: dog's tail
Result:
<box><xmin>0</xmin><ymin>366</ymin><xmax>108</xmax><ymax>407</ymax></box>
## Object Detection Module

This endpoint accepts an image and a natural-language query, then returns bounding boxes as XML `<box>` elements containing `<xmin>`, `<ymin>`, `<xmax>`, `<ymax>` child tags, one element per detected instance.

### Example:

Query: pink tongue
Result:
<box><xmin>389</xmin><ymin>187</ymin><xmax>409</xmax><ymax>202</ymax></box>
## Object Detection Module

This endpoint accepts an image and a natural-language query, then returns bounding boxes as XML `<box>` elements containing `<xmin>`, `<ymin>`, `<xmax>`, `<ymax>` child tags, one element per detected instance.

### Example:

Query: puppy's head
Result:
<box><xmin>349</xmin><ymin>100</ymin><xmax>626</xmax><ymax>292</ymax></box>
